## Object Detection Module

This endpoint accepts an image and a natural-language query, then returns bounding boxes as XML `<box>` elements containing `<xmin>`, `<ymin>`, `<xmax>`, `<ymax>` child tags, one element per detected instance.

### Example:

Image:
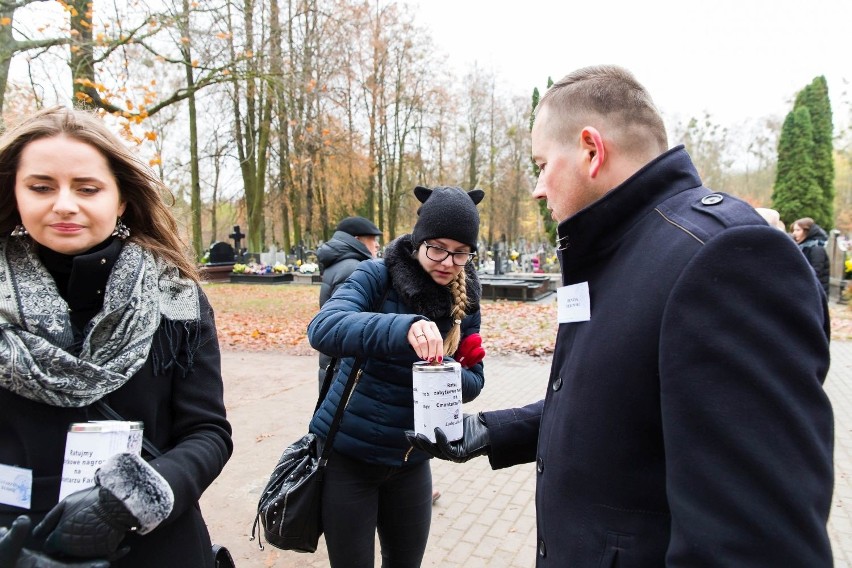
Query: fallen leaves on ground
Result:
<box><xmin>205</xmin><ymin>283</ymin><xmax>318</xmax><ymax>354</ymax></box>
<box><xmin>204</xmin><ymin>283</ymin><xmax>557</xmax><ymax>356</ymax></box>
<box><xmin>830</xmin><ymin>305</ymin><xmax>852</xmax><ymax>341</ymax></box>
<box><xmin>204</xmin><ymin>283</ymin><xmax>852</xmax><ymax>356</ymax></box>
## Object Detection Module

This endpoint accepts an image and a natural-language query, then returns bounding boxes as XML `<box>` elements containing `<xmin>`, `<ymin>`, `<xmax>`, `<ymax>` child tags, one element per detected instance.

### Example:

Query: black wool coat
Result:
<box><xmin>0</xmin><ymin>242</ymin><xmax>232</xmax><ymax>568</ymax></box>
<box><xmin>484</xmin><ymin>147</ymin><xmax>834</xmax><ymax>567</ymax></box>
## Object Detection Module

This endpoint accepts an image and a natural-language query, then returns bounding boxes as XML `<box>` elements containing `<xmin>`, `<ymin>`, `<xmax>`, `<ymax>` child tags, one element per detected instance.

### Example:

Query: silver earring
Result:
<box><xmin>10</xmin><ymin>224</ymin><xmax>28</xmax><ymax>237</ymax></box>
<box><xmin>111</xmin><ymin>217</ymin><xmax>130</xmax><ymax>240</ymax></box>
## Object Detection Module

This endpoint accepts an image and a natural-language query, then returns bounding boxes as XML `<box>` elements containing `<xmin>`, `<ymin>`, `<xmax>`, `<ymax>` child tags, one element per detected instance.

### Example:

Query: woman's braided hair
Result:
<box><xmin>445</xmin><ymin>269</ymin><xmax>468</xmax><ymax>355</ymax></box>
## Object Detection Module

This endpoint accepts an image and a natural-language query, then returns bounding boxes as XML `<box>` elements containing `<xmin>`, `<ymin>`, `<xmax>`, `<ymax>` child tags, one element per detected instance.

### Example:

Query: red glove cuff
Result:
<box><xmin>455</xmin><ymin>333</ymin><xmax>485</xmax><ymax>368</ymax></box>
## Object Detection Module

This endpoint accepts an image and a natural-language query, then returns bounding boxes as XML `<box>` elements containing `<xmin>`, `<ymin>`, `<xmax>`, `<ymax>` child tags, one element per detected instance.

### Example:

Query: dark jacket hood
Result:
<box><xmin>804</xmin><ymin>223</ymin><xmax>828</xmax><ymax>243</ymax></box>
<box><xmin>317</xmin><ymin>231</ymin><xmax>373</xmax><ymax>269</ymax></box>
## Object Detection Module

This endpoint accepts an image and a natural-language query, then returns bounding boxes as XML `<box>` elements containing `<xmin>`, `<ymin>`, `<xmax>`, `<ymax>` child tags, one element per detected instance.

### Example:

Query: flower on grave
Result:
<box><xmin>510</xmin><ymin>249</ymin><xmax>519</xmax><ymax>261</ymax></box>
<box><xmin>273</xmin><ymin>263</ymin><xmax>288</xmax><ymax>273</ymax></box>
<box><xmin>845</xmin><ymin>257</ymin><xmax>852</xmax><ymax>278</ymax></box>
<box><xmin>231</xmin><ymin>263</ymin><xmax>248</xmax><ymax>274</ymax></box>
<box><xmin>299</xmin><ymin>262</ymin><xmax>319</xmax><ymax>274</ymax></box>
<box><xmin>249</xmin><ymin>262</ymin><xmax>273</xmax><ymax>275</ymax></box>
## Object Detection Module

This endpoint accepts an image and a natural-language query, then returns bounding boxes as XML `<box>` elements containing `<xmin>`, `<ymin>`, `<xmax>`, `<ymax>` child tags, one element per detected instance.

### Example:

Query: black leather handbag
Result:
<box><xmin>250</xmin><ymin>356</ymin><xmax>365</xmax><ymax>553</ymax></box>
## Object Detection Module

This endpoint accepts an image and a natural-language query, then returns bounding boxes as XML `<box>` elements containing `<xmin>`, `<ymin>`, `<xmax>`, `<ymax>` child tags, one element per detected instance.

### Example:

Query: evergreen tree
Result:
<box><xmin>772</xmin><ymin>107</ymin><xmax>823</xmax><ymax>225</ymax></box>
<box><xmin>531</xmin><ymin>80</ymin><xmax>557</xmax><ymax>245</ymax></box>
<box><xmin>794</xmin><ymin>76</ymin><xmax>834</xmax><ymax>228</ymax></box>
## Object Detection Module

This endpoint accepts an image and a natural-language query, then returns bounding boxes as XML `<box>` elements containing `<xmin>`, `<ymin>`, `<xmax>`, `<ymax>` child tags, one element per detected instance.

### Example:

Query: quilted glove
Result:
<box><xmin>0</xmin><ymin>515</ymin><xmax>109</xmax><ymax>568</ymax></box>
<box><xmin>454</xmin><ymin>333</ymin><xmax>485</xmax><ymax>368</ymax></box>
<box><xmin>34</xmin><ymin>453</ymin><xmax>174</xmax><ymax>559</ymax></box>
<box><xmin>406</xmin><ymin>412</ymin><xmax>490</xmax><ymax>463</ymax></box>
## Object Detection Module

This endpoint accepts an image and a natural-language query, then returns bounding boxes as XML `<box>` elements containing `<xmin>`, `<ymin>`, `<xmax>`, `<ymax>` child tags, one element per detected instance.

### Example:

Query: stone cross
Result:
<box><xmin>229</xmin><ymin>225</ymin><xmax>246</xmax><ymax>255</ymax></box>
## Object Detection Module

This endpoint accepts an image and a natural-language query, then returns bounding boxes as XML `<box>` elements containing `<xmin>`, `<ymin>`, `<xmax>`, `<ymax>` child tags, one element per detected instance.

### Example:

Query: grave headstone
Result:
<box><xmin>208</xmin><ymin>242</ymin><xmax>236</xmax><ymax>264</ymax></box>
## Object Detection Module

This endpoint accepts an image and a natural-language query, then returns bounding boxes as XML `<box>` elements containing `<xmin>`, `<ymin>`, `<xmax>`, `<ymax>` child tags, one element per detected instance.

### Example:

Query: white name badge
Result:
<box><xmin>0</xmin><ymin>464</ymin><xmax>32</xmax><ymax>509</ymax></box>
<box><xmin>557</xmin><ymin>282</ymin><xmax>591</xmax><ymax>323</ymax></box>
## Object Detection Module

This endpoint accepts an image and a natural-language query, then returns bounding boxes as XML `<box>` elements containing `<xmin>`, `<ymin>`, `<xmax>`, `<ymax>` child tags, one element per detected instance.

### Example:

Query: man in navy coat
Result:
<box><xmin>408</xmin><ymin>65</ymin><xmax>834</xmax><ymax>566</ymax></box>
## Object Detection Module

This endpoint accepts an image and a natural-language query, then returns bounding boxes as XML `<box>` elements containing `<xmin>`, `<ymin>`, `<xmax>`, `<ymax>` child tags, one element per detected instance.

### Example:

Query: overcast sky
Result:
<box><xmin>406</xmin><ymin>0</ymin><xmax>852</xmax><ymax>138</ymax></box>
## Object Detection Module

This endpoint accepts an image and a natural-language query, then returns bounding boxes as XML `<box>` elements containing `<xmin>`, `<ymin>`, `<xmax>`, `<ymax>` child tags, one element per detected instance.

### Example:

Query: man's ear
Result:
<box><xmin>580</xmin><ymin>127</ymin><xmax>605</xmax><ymax>178</ymax></box>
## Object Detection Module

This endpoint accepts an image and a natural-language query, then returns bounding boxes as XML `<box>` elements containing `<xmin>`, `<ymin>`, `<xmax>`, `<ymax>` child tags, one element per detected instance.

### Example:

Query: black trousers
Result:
<box><xmin>321</xmin><ymin>450</ymin><xmax>432</xmax><ymax>568</ymax></box>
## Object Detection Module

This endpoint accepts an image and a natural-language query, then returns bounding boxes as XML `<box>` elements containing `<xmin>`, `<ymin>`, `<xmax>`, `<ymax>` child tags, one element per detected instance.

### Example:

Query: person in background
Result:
<box><xmin>316</xmin><ymin>216</ymin><xmax>382</xmax><ymax>387</ymax></box>
<box><xmin>0</xmin><ymin>107</ymin><xmax>232</xmax><ymax>567</ymax></box>
<box><xmin>792</xmin><ymin>216</ymin><xmax>830</xmax><ymax>296</ymax></box>
<box><xmin>308</xmin><ymin>186</ymin><xmax>486</xmax><ymax>567</ymax></box>
<box><xmin>408</xmin><ymin>65</ymin><xmax>833</xmax><ymax>566</ymax></box>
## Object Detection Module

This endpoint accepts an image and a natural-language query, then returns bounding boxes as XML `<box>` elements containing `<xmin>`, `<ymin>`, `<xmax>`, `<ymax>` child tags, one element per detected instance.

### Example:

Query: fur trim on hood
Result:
<box><xmin>383</xmin><ymin>234</ymin><xmax>481</xmax><ymax>321</ymax></box>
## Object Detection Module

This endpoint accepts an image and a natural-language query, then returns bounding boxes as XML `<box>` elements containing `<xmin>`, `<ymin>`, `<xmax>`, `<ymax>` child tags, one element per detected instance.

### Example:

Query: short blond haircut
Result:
<box><xmin>537</xmin><ymin>65</ymin><xmax>668</xmax><ymax>158</ymax></box>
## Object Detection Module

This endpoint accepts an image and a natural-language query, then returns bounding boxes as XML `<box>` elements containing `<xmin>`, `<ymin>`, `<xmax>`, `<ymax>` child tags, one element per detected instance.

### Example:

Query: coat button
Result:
<box><xmin>552</xmin><ymin>377</ymin><xmax>563</xmax><ymax>391</ymax></box>
<box><xmin>700</xmin><ymin>193</ymin><xmax>723</xmax><ymax>206</ymax></box>
<box><xmin>537</xmin><ymin>457</ymin><xmax>544</xmax><ymax>473</ymax></box>
<box><xmin>538</xmin><ymin>539</ymin><xmax>546</xmax><ymax>557</ymax></box>
<box><xmin>100</xmin><ymin>258</ymin><xmax>107</xmax><ymax>264</ymax></box>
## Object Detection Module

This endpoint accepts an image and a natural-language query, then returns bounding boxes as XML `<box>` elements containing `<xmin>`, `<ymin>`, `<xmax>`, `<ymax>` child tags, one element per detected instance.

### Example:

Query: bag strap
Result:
<box><xmin>315</xmin><ymin>357</ymin><xmax>337</xmax><ymax>414</ymax></box>
<box><xmin>318</xmin><ymin>355</ymin><xmax>364</xmax><ymax>467</ymax></box>
<box><xmin>315</xmin><ymin>271</ymin><xmax>391</xmax><ymax>467</ymax></box>
<box><xmin>95</xmin><ymin>400</ymin><xmax>163</xmax><ymax>458</ymax></box>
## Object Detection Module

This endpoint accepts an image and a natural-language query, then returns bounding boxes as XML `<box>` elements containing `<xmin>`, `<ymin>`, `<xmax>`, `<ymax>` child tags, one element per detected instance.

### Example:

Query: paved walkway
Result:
<box><xmin>201</xmin><ymin>342</ymin><xmax>852</xmax><ymax>567</ymax></box>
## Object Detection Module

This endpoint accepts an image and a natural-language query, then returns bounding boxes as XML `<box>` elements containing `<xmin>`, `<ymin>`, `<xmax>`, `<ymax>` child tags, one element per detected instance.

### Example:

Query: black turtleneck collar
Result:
<box><xmin>39</xmin><ymin>237</ymin><xmax>124</xmax><ymax>318</ymax></box>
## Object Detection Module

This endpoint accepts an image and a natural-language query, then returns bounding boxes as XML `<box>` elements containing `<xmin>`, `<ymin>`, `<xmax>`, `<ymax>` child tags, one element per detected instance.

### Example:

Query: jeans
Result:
<box><xmin>322</xmin><ymin>450</ymin><xmax>433</xmax><ymax>568</ymax></box>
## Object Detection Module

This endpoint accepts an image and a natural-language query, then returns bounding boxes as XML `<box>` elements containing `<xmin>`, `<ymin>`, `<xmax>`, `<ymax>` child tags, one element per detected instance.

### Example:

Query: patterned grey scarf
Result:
<box><xmin>0</xmin><ymin>237</ymin><xmax>199</xmax><ymax>408</ymax></box>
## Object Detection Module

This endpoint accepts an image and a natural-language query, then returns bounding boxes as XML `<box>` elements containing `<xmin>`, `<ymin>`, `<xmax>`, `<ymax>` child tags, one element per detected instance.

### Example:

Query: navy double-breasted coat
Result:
<box><xmin>484</xmin><ymin>147</ymin><xmax>834</xmax><ymax>566</ymax></box>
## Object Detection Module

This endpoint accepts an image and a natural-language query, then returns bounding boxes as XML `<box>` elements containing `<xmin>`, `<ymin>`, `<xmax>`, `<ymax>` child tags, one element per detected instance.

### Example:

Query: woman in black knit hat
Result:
<box><xmin>306</xmin><ymin>185</ymin><xmax>487</xmax><ymax>568</ymax></box>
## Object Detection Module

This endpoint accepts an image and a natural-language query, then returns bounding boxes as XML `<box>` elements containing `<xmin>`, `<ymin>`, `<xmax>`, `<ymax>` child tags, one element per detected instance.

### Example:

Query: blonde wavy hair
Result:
<box><xmin>0</xmin><ymin>106</ymin><xmax>199</xmax><ymax>282</ymax></box>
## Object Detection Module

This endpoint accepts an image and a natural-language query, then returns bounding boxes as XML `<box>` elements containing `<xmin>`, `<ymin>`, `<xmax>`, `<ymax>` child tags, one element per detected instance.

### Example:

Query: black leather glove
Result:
<box><xmin>405</xmin><ymin>412</ymin><xmax>490</xmax><ymax>463</ymax></box>
<box><xmin>0</xmin><ymin>516</ymin><xmax>110</xmax><ymax>568</ymax></box>
<box><xmin>33</xmin><ymin>485</ymin><xmax>137</xmax><ymax>560</ymax></box>
<box><xmin>33</xmin><ymin>453</ymin><xmax>173</xmax><ymax>560</ymax></box>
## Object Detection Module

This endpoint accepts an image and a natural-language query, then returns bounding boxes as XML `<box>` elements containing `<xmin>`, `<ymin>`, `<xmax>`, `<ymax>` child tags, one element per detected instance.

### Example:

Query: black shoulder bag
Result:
<box><xmin>250</xmin><ymin>278</ymin><xmax>389</xmax><ymax>553</ymax></box>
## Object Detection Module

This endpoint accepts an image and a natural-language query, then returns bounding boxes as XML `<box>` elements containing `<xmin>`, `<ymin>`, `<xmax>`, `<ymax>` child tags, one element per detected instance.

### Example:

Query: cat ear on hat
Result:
<box><xmin>414</xmin><ymin>186</ymin><xmax>433</xmax><ymax>204</ymax></box>
<box><xmin>467</xmin><ymin>189</ymin><xmax>485</xmax><ymax>205</ymax></box>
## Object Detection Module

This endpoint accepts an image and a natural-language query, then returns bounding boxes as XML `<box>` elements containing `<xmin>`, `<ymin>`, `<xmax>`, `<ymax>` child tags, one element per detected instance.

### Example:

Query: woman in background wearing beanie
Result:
<box><xmin>307</xmin><ymin>186</ymin><xmax>487</xmax><ymax>567</ymax></box>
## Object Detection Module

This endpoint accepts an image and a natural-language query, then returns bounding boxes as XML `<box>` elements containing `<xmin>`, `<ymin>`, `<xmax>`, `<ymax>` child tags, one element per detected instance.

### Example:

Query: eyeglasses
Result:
<box><xmin>423</xmin><ymin>243</ymin><xmax>476</xmax><ymax>266</ymax></box>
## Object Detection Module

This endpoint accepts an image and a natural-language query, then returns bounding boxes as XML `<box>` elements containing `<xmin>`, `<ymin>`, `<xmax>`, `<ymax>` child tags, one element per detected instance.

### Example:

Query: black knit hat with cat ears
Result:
<box><xmin>411</xmin><ymin>186</ymin><xmax>485</xmax><ymax>251</ymax></box>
